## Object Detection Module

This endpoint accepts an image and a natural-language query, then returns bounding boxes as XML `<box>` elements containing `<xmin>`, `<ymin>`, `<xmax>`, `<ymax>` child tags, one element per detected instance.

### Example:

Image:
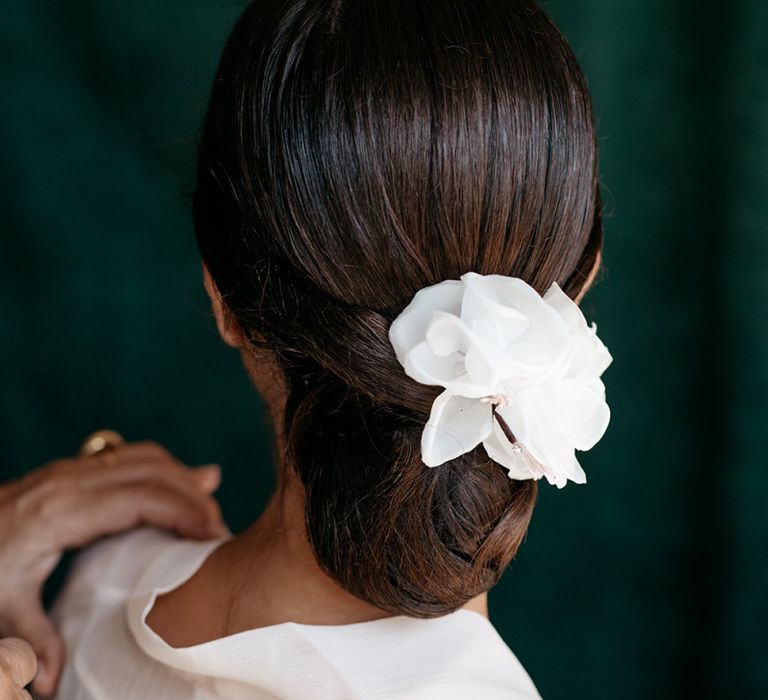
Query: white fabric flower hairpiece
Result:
<box><xmin>388</xmin><ymin>272</ymin><xmax>612</xmax><ymax>488</ymax></box>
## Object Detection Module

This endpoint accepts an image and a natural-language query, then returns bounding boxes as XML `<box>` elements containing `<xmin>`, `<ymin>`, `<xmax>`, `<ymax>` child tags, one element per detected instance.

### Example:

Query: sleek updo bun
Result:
<box><xmin>193</xmin><ymin>0</ymin><xmax>602</xmax><ymax>616</ymax></box>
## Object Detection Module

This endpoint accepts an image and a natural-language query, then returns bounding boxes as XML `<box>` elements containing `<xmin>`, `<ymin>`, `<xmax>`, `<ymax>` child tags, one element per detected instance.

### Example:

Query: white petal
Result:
<box><xmin>561</xmin><ymin>456</ymin><xmax>587</xmax><ymax>485</ymax></box>
<box><xmin>465</xmin><ymin>276</ymin><xmax>569</xmax><ymax>369</ymax></box>
<box><xmin>482</xmin><ymin>421</ymin><xmax>539</xmax><ymax>480</ymax></box>
<box><xmin>463</xmin><ymin>336</ymin><xmax>519</xmax><ymax>389</ymax></box>
<box><xmin>389</xmin><ymin>280</ymin><xmax>464</xmax><ymax>365</ymax></box>
<box><xmin>403</xmin><ymin>339</ymin><xmax>464</xmax><ymax>387</ymax></box>
<box><xmin>550</xmin><ymin>379</ymin><xmax>611</xmax><ymax>451</ymax></box>
<box><xmin>424</xmin><ymin>311</ymin><xmax>474</xmax><ymax>357</ymax></box>
<box><xmin>496</xmin><ymin>393</ymin><xmax>576</xmax><ymax>479</ymax></box>
<box><xmin>461</xmin><ymin>272</ymin><xmax>543</xmax><ymax>320</ymax></box>
<box><xmin>460</xmin><ymin>273</ymin><xmax>571</xmax><ymax>383</ymax></box>
<box><xmin>425</xmin><ymin>312</ymin><xmax>517</xmax><ymax>391</ymax></box>
<box><xmin>542</xmin><ymin>458</ymin><xmax>586</xmax><ymax>488</ymax></box>
<box><xmin>421</xmin><ymin>391</ymin><xmax>493</xmax><ymax>467</ymax></box>
<box><xmin>405</xmin><ymin>316</ymin><xmax>500</xmax><ymax>397</ymax></box>
<box><xmin>460</xmin><ymin>275</ymin><xmax>530</xmax><ymax>345</ymax></box>
<box><xmin>544</xmin><ymin>283</ymin><xmax>613</xmax><ymax>380</ymax></box>
<box><xmin>566</xmin><ymin>323</ymin><xmax>613</xmax><ymax>380</ymax></box>
<box><xmin>406</xmin><ymin>345</ymin><xmax>492</xmax><ymax>398</ymax></box>
<box><xmin>543</xmin><ymin>282</ymin><xmax>586</xmax><ymax>331</ymax></box>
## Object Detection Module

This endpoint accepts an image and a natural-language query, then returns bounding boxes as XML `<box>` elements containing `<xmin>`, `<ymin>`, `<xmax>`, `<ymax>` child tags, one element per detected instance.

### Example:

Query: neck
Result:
<box><xmin>219</xmin><ymin>477</ymin><xmax>398</xmax><ymax>630</ymax></box>
<box><xmin>149</xmin><ymin>356</ymin><xmax>487</xmax><ymax>646</ymax></box>
<box><xmin>147</xmin><ymin>475</ymin><xmax>488</xmax><ymax>647</ymax></box>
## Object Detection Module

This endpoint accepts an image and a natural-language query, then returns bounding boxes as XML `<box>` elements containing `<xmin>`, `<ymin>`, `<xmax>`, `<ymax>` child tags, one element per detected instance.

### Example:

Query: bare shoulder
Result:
<box><xmin>144</xmin><ymin>535</ymin><xmax>234</xmax><ymax>647</ymax></box>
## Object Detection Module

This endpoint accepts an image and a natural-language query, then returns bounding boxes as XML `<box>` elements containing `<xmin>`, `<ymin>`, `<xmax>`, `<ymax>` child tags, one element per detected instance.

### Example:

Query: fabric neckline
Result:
<box><xmin>125</xmin><ymin>534</ymin><xmax>495</xmax><ymax>679</ymax></box>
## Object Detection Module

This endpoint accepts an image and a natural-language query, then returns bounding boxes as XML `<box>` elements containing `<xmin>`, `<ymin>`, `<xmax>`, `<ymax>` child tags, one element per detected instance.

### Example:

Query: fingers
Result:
<box><xmin>74</xmin><ymin>443</ymin><xmax>228</xmax><ymax>541</ymax></box>
<box><xmin>56</xmin><ymin>440</ymin><xmax>221</xmax><ymax>496</ymax></box>
<box><xmin>2</xmin><ymin>604</ymin><xmax>64</xmax><ymax>697</ymax></box>
<box><xmin>1</xmin><ymin>441</ymin><xmax>229</xmax><ymax>588</ymax></box>
<box><xmin>0</xmin><ymin>638</ymin><xmax>37</xmax><ymax>693</ymax></box>
<box><xmin>80</xmin><ymin>452</ymin><xmax>222</xmax><ymax>503</ymax></box>
<box><xmin>190</xmin><ymin>465</ymin><xmax>223</xmax><ymax>494</ymax></box>
<box><xmin>31</xmin><ymin>441</ymin><xmax>219</xmax><ymax>498</ymax></box>
<box><xmin>60</xmin><ymin>480</ymin><xmax>228</xmax><ymax>547</ymax></box>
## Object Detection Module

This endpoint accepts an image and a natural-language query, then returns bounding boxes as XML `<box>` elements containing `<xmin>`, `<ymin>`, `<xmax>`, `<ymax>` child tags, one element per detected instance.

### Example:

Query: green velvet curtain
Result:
<box><xmin>1</xmin><ymin>2</ymin><xmax>765</xmax><ymax>697</ymax></box>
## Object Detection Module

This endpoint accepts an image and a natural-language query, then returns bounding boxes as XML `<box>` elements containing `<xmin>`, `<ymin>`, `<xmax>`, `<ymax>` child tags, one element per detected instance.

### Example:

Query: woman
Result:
<box><xmin>43</xmin><ymin>0</ymin><xmax>610</xmax><ymax>697</ymax></box>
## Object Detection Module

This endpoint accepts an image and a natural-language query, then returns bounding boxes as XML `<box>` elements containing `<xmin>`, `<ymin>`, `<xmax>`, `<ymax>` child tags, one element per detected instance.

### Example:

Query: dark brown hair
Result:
<box><xmin>193</xmin><ymin>0</ymin><xmax>602</xmax><ymax>617</ymax></box>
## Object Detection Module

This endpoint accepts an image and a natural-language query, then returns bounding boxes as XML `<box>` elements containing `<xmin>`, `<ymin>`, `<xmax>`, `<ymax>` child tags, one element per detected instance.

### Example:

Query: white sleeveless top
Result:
<box><xmin>50</xmin><ymin>527</ymin><xmax>541</xmax><ymax>699</ymax></box>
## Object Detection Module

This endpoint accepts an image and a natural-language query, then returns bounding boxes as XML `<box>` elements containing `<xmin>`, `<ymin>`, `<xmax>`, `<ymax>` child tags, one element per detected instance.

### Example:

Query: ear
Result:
<box><xmin>574</xmin><ymin>250</ymin><xmax>603</xmax><ymax>304</ymax></box>
<box><xmin>202</xmin><ymin>263</ymin><xmax>243</xmax><ymax>348</ymax></box>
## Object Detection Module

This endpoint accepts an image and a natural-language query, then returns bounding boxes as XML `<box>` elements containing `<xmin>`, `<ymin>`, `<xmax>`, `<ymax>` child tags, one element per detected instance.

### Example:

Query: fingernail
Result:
<box><xmin>195</xmin><ymin>463</ymin><xmax>221</xmax><ymax>474</ymax></box>
<box><xmin>192</xmin><ymin>464</ymin><xmax>221</xmax><ymax>492</ymax></box>
<box><xmin>209</xmin><ymin>520</ymin><xmax>230</xmax><ymax>537</ymax></box>
<box><xmin>35</xmin><ymin>666</ymin><xmax>50</xmax><ymax>693</ymax></box>
<box><xmin>208</xmin><ymin>518</ymin><xmax>231</xmax><ymax>537</ymax></box>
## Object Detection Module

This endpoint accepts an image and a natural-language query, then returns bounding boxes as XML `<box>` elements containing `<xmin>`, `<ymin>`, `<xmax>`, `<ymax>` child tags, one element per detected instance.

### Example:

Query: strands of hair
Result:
<box><xmin>193</xmin><ymin>0</ymin><xmax>602</xmax><ymax>617</ymax></box>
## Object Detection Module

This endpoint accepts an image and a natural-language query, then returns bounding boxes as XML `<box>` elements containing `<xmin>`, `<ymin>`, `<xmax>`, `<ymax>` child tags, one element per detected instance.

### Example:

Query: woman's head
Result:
<box><xmin>194</xmin><ymin>0</ymin><xmax>602</xmax><ymax>616</ymax></box>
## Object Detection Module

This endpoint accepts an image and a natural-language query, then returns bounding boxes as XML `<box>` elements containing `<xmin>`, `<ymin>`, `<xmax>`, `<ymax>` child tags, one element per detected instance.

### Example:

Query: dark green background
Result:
<box><xmin>1</xmin><ymin>2</ymin><xmax>766</xmax><ymax>698</ymax></box>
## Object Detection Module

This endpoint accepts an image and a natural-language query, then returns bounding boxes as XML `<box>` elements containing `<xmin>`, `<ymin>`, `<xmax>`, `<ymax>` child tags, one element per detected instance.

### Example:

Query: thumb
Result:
<box><xmin>7</xmin><ymin>602</ymin><xmax>65</xmax><ymax>697</ymax></box>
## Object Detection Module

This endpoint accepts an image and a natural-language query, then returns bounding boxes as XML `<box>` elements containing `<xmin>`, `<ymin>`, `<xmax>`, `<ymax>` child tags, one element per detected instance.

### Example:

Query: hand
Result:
<box><xmin>0</xmin><ymin>638</ymin><xmax>36</xmax><ymax>699</ymax></box>
<box><xmin>0</xmin><ymin>441</ymin><xmax>227</xmax><ymax>696</ymax></box>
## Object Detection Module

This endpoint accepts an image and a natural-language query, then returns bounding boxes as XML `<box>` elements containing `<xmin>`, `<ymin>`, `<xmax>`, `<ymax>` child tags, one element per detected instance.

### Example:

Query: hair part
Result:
<box><xmin>194</xmin><ymin>0</ymin><xmax>601</xmax><ymax>616</ymax></box>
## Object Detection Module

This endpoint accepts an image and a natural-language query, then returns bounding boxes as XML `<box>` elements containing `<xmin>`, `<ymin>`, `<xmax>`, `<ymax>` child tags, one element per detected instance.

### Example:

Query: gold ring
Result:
<box><xmin>79</xmin><ymin>429</ymin><xmax>125</xmax><ymax>458</ymax></box>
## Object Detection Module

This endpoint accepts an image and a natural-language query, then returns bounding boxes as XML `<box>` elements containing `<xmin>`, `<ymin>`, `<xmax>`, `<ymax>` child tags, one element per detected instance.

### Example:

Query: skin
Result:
<box><xmin>0</xmin><ymin>444</ymin><xmax>227</xmax><ymax>695</ymax></box>
<box><xmin>0</xmin><ymin>638</ymin><xmax>36</xmax><ymax>700</ymax></box>
<box><xmin>146</xmin><ymin>259</ymin><xmax>601</xmax><ymax>647</ymax></box>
